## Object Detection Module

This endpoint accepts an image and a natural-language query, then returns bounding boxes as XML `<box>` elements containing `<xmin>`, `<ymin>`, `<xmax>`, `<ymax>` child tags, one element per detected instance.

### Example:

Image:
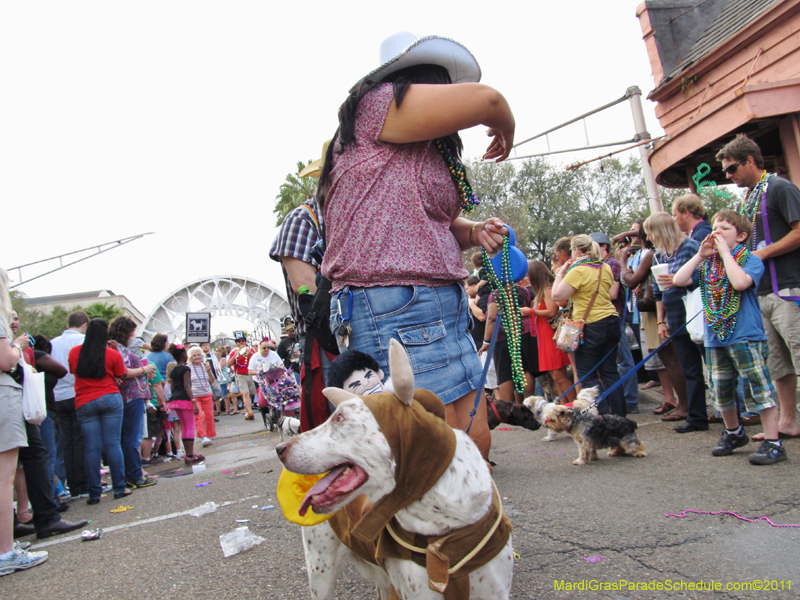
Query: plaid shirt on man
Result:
<box><xmin>653</xmin><ymin>237</ymin><xmax>700</xmax><ymax>331</ymax></box>
<box><xmin>269</xmin><ymin>199</ymin><xmax>323</xmax><ymax>337</ymax></box>
<box><xmin>603</xmin><ymin>255</ymin><xmax>624</xmax><ymax>317</ymax></box>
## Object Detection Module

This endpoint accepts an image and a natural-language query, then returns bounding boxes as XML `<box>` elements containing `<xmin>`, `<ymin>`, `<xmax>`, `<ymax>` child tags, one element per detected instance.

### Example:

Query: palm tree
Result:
<box><xmin>273</xmin><ymin>160</ymin><xmax>318</xmax><ymax>226</ymax></box>
<box><xmin>84</xmin><ymin>302</ymin><xmax>124</xmax><ymax>322</ymax></box>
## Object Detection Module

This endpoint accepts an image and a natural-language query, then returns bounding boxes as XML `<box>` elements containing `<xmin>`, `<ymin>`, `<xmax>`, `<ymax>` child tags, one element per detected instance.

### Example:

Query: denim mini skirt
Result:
<box><xmin>330</xmin><ymin>283</ymin><xmax>483</xmax><ymax>404</ymax></box>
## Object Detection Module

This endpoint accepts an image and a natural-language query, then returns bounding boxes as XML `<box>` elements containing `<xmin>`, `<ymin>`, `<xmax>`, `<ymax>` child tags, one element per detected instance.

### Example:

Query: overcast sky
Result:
<box><xmin>1</xmin><ymin>0</ymin><xmax>665</xmax><ymax>336</ymax></box>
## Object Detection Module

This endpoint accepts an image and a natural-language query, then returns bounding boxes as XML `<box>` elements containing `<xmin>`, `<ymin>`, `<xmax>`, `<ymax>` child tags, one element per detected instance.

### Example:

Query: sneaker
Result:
<box><xmin>748</xmin><ymin>441</ymin><xmax>788</xmax><ymax>465</ymax></box>
<box><xmin>711</xmin><ymin>429</ymin><xmax>750</xmax><ymax>456</ymax></box>
<box><xmin>101</xmin><ymin>485</ymin><xmax>113</xmax><ymax>494</ymax></box>
<box><xmin>176</xmin><ymin>449</ymin><xmax>186</xmax><ymax>460</ymax></box>
<box><xmin>0</xmin><ymin>546</ymin><xmax>49</xmax><ymax>576</ymax></box>
<box><xmin>70</xmin><ymin>492</ymin><xmax>90</xmax><ymax>500</ymax></box>
<box><xmin>201</xmin><ymin>437</ymin><xmax>213</xmax><ymax>447</ymax></box>
<box><xmin>126</xmin><ymin>477</ymin><xmax>157</xmax><ymax>489</ymax></box>
<box><xmin>245</xmin><ymin>412</ymin><xmax>255</xmax><ymax>421</ymax></box>
<box><xmin>57</xmin><ymin>490</ymin><xmax>72</xmax><ymax>502</ymax></box>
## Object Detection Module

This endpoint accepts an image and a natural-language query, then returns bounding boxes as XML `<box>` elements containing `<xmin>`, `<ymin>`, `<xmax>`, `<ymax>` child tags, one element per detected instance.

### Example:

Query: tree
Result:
<box><xmin>573</xmin><ymin>156</ymin><xmax>649</xmax><ymax>240</ymax></box>
<box><xmin>273</xmin><ymin>160</ymin><xmax>319</xmax><ymax>226</ymax></box>
<box><xmin>84</xmin><ymin>302</ymin><xmax>124</xmax><ymax>322</ymax></box>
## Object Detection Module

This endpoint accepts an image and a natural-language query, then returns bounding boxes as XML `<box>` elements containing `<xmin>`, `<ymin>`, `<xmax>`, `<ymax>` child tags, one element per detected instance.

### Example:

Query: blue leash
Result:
<box><xmin>582</xmin><ymin>310</ymin><xmax>704</xmax><ymax>414</ymax></box>
<box><xmin>466</xmin><ymin>307</ymin><xmax>502</xmax><ymax>435</ymax></box>
<box><xmin>554</xmin><ymin>295</ymin><xmax>629</xmax><ymax>404</ymax></box>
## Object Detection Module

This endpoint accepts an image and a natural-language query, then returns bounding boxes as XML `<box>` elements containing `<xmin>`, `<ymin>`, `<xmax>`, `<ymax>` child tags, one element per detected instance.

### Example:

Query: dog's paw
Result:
<box><xmin>571</xmin><ymin>458</ymin><xmax>586</xmax><ymax>466</ymax></box>
<box><xmin>542</xmin><ymin>431</ymin><xmax>557</xmax><ymax>442</ymax></box>
<box><xmin>633</xmin><ymin>450</ymin><xmax>647</xmax><ymax>457</ymax></box>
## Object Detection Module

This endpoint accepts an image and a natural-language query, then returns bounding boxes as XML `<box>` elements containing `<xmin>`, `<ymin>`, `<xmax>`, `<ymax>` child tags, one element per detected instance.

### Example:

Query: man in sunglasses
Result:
<box><xmin>717</xmin><ymin>134</ymin><xmax>800</xmax><ymax>440</ymax></box>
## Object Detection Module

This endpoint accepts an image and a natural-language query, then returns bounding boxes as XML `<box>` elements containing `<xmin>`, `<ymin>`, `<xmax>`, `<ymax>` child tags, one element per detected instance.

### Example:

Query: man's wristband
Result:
<box><xmin>657</xmin><ymin>320</ymin><xmax>666</xmax><ymax>325</ymax></box>
<box><xmin>482</xmin><ymin>340</ymin><xmax>490</xmax><ymax>345</ymax></box>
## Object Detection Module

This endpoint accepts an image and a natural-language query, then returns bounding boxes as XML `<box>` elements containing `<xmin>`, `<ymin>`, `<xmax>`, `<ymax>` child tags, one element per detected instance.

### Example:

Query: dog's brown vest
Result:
<box><xmin>328</xmin><ymin>390</ymin><xmax>512</xmax><ymax>599</ymax></box>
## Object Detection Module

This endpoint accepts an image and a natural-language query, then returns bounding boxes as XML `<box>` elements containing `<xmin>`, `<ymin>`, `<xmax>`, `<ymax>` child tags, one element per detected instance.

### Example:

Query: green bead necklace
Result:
<box><xmin>700</xmin><ymin>243</ymin><xmax>749</xmax><ymax>343</ymax></box>
<box><xmin>436</xmin><ymin>139</ymin><xmax>480</xmax><ymax>214</ymax></box>
<box><xmin>482</xmin><ymin>237</ymin><xmax>525</xmax><ymax>394</ymax></box>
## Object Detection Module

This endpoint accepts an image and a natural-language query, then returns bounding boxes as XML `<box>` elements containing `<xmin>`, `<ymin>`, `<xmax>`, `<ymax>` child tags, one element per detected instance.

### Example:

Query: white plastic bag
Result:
<box><xmin>219</xmin><ymin>526</ymin><xmax>265</xmax><ymax>558</ymax></box>
<box><xmin>187</xmin><ymin>501</ymin><xmax>217</xmax><ymax>517</ymax></box>
<box><xmin>683</xmin><ymin>288</ymin><xmax>704</xmax><ymax>344</ymax></box>
<box><xmin>20</xmin><ymin>357</ymin><xmax>46</xmax><ymax>424</ymax></box>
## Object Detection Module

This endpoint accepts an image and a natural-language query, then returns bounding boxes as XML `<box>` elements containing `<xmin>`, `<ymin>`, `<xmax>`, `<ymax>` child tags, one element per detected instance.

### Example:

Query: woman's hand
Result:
<box><xmin>478</xmin><ymin>342</ymin><xmax>489</xmax><ymax>356</ymax></box>
<box><xmin>14</xmin><ymin>335</ymin><xmax>30</xmax><ymax>350</ymax></box>
<box><xmin>143</xmin><ymin>363</ymin><xmax>156</xmax><ymax>377</ymax></box>
<box><xmin>557</xmin><ymin>259</ymin><xmax>573</xmax><ymax>278</ymax></box>
<box><xmin>193</xmin><ymin>402</ymin><xmax>199</xmax><ymax>416</ymax></box>
<box><xmin>476</xmin><ymin>218</ymin><xmax>508</xmax><ymax>253</ymax></box>
<box><xmin>483</xmin><ymin>127</ymin><xmax>514</xmax><ymax>162</ymax></box>
<box><xmin>107</xmin><ymin>340</ymin><xmax>118</xmax><ymax>351</ymax></box>
<box><xmin>658</xmin><ymin>322</ymin><xmax>670</xmax><ymax>341</ymax></box>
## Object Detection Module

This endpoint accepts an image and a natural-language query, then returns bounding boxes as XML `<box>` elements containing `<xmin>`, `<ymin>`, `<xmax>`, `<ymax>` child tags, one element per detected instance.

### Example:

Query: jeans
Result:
<box><xmin>77</xmin><ymin>393</ymin><xmax>126</xmax><ymax>497</ymax></box>
<box><xmin>617</xmin><ymin>320</ymin><xmax>639</xmax><ymax>409</ymax></box>
<box><xmin>122</xmin><ymin>398</ymin><xmax>145</xmax><ymax>482</ymax></box>
<box><xmin>673</xmin><ymin>334</ymin><xmax>709</xmax><ymax>430</ymax></box>
<box><xmin>53</xmin><ymin>397</ymin><xmax>87</xmax><ymax>496</ymax></box>
<box><xmin>574</xmin><ymin>315</ymin><xmax>626</xmax><ymax>417</ymax></box>
<box><xmin>38</xmin><ymin>411</ymin><xmax>58</xmax><ymax>499</ymax></box>
<box><xmin>18</xmin><ymin>421</ymin><xmax>60</xmax><ymax>530</ymax></box>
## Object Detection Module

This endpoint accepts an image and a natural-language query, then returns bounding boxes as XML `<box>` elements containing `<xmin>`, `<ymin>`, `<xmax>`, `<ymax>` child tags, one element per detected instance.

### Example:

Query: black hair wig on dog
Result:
<box><xmin>326</xmin><ymin>350</ymin><xmax>382</xmax><ymax>390</ymax></box>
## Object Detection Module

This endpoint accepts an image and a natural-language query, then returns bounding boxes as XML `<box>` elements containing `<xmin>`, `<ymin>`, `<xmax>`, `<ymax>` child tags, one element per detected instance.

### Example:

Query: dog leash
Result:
<box><xmin>581</xmin><ymin>310</ymin><xmax>703</xmax><ymax>415</ymax></box>
<box><xmin>554</xmin><ymin>297</ymin><xmax>629</xmax><ymax>404</ymax></box>
<box><xmin>466</xmin><ymin>307</ymin><xmax>502</xmax><ymax>435</ymax></box>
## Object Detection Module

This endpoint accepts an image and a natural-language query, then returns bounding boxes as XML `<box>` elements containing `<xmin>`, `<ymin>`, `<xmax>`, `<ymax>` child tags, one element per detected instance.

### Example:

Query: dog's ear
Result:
<box><xmin>388</xmin><ymin>339</ymin><xmax>414</xmax><ymax>407</ymax></box>
<box><xmin>323</xmin><ymin>387</ymin><xmax>359</xmax><ymax>407</ymax></box>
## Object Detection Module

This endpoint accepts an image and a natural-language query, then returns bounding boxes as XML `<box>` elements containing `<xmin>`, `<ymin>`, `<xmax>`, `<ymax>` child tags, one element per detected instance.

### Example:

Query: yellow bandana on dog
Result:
<box><xmin>277</xmin><ymin>469</ymin><xmax>333</xmax><ymax>526</ymax></box>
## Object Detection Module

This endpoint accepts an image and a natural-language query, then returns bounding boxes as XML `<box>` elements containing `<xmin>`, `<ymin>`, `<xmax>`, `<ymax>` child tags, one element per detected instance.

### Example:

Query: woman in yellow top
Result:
<box><xmin>552</xmin><ymin>234</ymin><xmax>626</xmax><ymax>416</ymax></box>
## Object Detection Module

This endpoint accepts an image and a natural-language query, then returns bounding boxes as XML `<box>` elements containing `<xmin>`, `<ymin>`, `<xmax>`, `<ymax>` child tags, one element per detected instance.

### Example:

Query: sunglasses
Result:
<box><xmin>723</xmin><ymin>161</ymin><xmax>745</xmax><ymax>175</ymax></box>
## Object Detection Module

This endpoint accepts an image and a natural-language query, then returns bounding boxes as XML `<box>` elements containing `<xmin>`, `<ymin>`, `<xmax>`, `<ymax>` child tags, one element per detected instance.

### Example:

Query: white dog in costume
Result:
<box><xmin>276</xmin><ymin>340</ymin><xmax>513</xmax><ymax>600</ymax></box>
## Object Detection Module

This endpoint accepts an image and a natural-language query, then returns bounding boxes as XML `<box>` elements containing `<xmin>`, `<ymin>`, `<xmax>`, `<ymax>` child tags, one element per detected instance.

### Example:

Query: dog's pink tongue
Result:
<box><xmin>299</xmin><ymin>466</ymin><xmax>346</xmax><ymax>517</ymax></box>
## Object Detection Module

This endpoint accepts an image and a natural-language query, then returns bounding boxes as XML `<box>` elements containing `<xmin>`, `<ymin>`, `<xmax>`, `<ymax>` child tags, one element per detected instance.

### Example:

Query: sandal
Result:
<box><xmin>642</xmin><ymin>381</ymin><xmax>660</xmax><ymax>390</ymax></box>
<box><xmin>653</xmin><ymin>402</ymin><xmax>677</xmax><ymax>415</ymax></box>
<box><xmin>662</xmin><ymin>412</ymin><xmax>688</xmax><ymax>422</ymax></box>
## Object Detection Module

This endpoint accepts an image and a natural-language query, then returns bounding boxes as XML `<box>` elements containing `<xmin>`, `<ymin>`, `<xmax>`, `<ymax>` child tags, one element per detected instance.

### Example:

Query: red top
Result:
<box><xmin>228</xmin><ymin>348</ymin><xmax>254</xmax><ymax>375</ymax></box>
<box><xmin>68</xmin><ymin>346</ymin><xmax>127</xmax><ymax>409</ymax></box>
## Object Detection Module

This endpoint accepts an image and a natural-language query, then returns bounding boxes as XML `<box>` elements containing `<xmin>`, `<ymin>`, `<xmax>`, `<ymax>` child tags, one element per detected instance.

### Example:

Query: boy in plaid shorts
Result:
<box><xmin>674</xmin><ymin>211</ymin><xmax>785</xmax><ymax>465</ymax></box>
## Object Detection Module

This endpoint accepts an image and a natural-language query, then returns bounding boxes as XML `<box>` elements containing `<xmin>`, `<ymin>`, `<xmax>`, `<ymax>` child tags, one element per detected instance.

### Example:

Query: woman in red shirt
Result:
<box><xmin>69</xmin><ymin>319</ymin><xmax>152</xmax><ymax>504</ymax></box>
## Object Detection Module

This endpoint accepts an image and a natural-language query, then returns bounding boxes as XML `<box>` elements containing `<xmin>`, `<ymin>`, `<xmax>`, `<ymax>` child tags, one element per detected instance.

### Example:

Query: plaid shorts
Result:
<box><xmin>705</xmin><ymin>340</ymin><xmax>776</xmax><ymax>413</ymax></box>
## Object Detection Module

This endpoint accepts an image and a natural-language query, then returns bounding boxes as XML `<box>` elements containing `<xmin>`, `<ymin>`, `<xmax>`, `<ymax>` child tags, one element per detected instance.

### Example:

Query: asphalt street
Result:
<box><xmin>4</xmin><ymin>389</ymin><xmax>799</xmax><ymax>600</ymax></box>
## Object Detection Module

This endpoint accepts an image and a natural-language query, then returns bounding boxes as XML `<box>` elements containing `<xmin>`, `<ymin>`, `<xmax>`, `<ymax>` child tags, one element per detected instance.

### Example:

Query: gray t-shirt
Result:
<box><xmin>753</xmin><ymin>176</ymin><xmax>800</xmax><ymax>295</ymax></box>
<box><xmin>0</xmin><ymin>314</ymin><xmax>22</xmax><ymax>389</ymax></box>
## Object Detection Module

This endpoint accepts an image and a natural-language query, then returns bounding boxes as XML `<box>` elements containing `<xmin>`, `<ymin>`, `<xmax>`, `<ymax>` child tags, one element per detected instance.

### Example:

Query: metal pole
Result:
<box><xmin>627</xmin><ymin>86</ymin><xmax>663</xmax><ymax>214</ymax></box>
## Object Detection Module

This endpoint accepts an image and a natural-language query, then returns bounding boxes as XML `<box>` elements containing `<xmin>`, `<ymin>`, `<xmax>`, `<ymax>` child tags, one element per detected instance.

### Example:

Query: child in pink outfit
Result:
<box><xmin>188</xmin><ymin>347</ymin><xmax>216</xmax><ymax>447</ymax></box>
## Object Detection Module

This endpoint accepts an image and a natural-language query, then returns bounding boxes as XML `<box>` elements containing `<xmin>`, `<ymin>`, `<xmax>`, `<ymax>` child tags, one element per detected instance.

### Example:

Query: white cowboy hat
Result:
<box><xmin>299</xmin><ymin>139</ymin><xmax>331</xmax><ymax>179</ymax></box>
<box><xmin>360</xmin><ymin>32</ymin><xmax>481</xmax><ymax>86</ymax></box>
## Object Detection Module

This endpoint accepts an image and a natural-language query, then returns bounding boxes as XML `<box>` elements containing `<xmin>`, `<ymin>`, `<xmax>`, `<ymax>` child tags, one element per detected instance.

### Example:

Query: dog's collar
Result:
<box><xmin>489</xmin><ymin>400</ymin><xmax>502</xmax><ymax>424</ymax></box>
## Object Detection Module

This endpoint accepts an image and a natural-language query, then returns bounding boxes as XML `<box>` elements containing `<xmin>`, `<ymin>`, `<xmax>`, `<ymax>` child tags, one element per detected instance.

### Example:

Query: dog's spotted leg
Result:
<box><xmin>572</xmin><ymin>442</ymin><xmax>587</xmax><ymax>466</ymax></box>
<box><xmin>302</xmin><ymin>523</ymin><xmax>351</xmax><ymax>600</ymax></box>
<box><xmin>607</xmin><ymin>445</ymin><xmax>626</xmax><ymax>457</ymax></box>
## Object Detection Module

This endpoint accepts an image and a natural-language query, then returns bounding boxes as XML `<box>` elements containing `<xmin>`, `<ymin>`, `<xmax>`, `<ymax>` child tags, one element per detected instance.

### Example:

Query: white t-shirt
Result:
<box><xmin>248</xmin><ymin>352</ymin><xmax>283</xmax><ymax>373</ymax></box>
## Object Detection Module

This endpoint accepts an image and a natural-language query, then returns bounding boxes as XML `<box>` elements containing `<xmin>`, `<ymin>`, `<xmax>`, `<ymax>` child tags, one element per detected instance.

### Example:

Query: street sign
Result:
<box><xmin>186</xmin><ymin>313</ymin><xmax>211</xmax><ymax>343</ymax></box>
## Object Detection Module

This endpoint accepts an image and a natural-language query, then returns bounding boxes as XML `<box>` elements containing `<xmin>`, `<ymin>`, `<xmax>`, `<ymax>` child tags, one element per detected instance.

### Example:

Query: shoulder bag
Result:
<box><xmin>555</xmin><ymin>268</ymin><xmax>603</xmax><ymax>352</ymax></box>
<box><xmin>19</xmin><ymin>356</ymin><xmax>46</xmax><ymax>424</ymax></box>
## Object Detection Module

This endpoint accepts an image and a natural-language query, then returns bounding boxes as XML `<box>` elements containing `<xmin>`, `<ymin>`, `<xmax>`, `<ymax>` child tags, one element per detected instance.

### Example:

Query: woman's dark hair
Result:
<box><xmin>75</xmin><ymin>319</ymin><xmax>109</xmax><ymax>379</ymax></box>
<box><xmin>33</xmin><ymin>334</ymin><xmax>51</xmax><ymax>354</ymax></box>
<box><xmin>150</xmin><ymin>333</ymin><xmax>168</xmax><ymax>352</ymax></box>
<box><xmin>317</xmin><ymin>64</ymin><xmax>462</xmax><ymax>209</ymax></box>
<box><xmin>169</xmin><ymin>343</ymin><xmax>187</xmax><ymax>363</ymax></box>
<box><xmin>634</xmin><ymin>218</ymin><xmax>653</xmax><ymax>249</ymax></box>
<box><xmin>108</xmin><ymin>316</ymin><xmax>137</xmax><ymax>346</ymax></box>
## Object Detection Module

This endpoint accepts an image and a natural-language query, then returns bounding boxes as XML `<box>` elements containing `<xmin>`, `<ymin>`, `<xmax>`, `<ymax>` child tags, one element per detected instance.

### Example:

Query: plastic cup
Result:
<box><xmin>650</xmin><ymin>263</ymin><xmax>671</xmax><ymax>289</ymax></box>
